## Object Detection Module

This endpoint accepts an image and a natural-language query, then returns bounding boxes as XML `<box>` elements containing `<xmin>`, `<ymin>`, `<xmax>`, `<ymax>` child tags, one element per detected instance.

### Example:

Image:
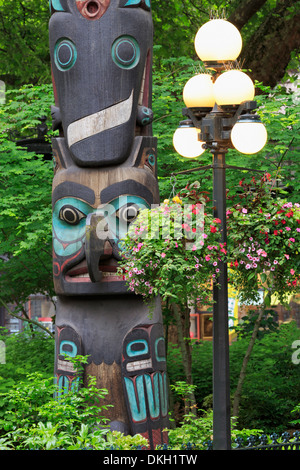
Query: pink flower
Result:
<box><xmin>289</xmin><ymin>238</ymin><xmax>295</xmax><ymax>242</ymax></box>
<box><xmin>242</xmin><ymin>208</ymin><xmax>247</xmax><ymax>214</ymax></box>
<box><xmin>284</xmin><ymin>254</ymin><xmax>289</xmax><ymax>259</ymax></box>
<box><xmin>290</xmin><ymin>269</ymin><xmax>295</xmax><ymax>275</ymax></box>
<box><xmin>205</xmin><ymin>255</ymin><xmax>211</xmax><ymax>261</ymax></box>
<box><xmin>161</xmin><ymin>253</ymin><xmax>166</xmax><ymax>258</ymax></box>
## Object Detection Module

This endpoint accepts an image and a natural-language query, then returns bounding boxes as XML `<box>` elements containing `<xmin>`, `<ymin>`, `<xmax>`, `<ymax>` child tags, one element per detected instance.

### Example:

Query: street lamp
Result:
<box><xmin>173</xmin><ymin>18</ymin><xmax>267</xmax><ymax>450</ymax></box>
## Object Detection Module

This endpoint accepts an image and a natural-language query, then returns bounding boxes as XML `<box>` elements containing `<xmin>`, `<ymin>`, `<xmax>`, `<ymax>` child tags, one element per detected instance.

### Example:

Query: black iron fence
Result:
<box><xmin>151</xmin><ymin>431</ymin><xmax>300</xmax><ymax>451</ymax></box>
<box><xmin>233</xmin><ymin>431</ymin><xmax>300</xmax><ymax>450</ymax></box>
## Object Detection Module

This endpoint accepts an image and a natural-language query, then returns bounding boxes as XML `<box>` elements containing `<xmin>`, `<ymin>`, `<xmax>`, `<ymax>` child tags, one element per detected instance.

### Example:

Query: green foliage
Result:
<box><xmin>153</xmin><ymin>59</ymin><xmax>300</xmax><ymax>203</ymax></box>
<box><xmin>0</xmin><ymin>329</ymin><xmax>54</xmax><ymax>393</ymax></box>
<box><xmin>0</xmin><ymin>350</ymin><xmax>149</xmax><ymax>450</ymax></box>
<box><xmin>166</xmin><ymin>381</ymin><xmax>263</xmax><ymax>449</ymax></box>
<box><xmin>106</xmin><ymin>431</ymin><xmax>149</xmax><ymax>450</ymax></box>
<box><xmin>152</xmin><ymin>56</ymin><xmax>213</xmax><ymax>200</ymax></box>
<box><xmin>167</xmin><ymin>322</ymin><xmax>300</xmax><ymax>433</ymax></box>
<box><xmin>0</xmin><ymin>84</ymin><xmax>55</xmax><ymax>306</ymax></box>
<box><xmin>254</xmin><ymin>81</ymin><xmax>300</xmax><ymax>201</ymax></box>
<box><xmin>233</xmin><ymin>308</ymin><xmax>279</xmax><ymax>340</ymax></box>
<box><xmin>230</xmin><ymin>322</ymin><xmax>300</xmax><ymax>433</ymax></box>
<box><xmin>0</xmin><ymin>0</ymin><xmax>51</xmax><ymax>86</ymax></box>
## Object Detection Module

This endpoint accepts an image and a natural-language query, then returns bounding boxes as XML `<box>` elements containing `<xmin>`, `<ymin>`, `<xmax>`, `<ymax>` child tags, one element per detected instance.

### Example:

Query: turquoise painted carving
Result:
<box><xmin>50</xmin><ymin>0</ymin><xmax>65</xmax><ymax>12</ymax></box>
<box><xmin>124</xmin><ymin>376</ymin><xmax>147</xmax><ymax>422</ymax></box>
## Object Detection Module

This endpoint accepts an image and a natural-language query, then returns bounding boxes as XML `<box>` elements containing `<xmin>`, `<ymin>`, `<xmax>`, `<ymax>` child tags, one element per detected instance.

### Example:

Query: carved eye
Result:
<box><xmin>59</xmin><ymin>205</ymin><xmax>86</xmax><ymax>225</ymax></box>
<box><xmin>54</xmin><ymin>39</ymin><xmax>77</xmax><ymax>71</ymax></box>
<box><xmin>117</xmin><ymin>203</ymin><xmax>140</xmax><ymax>223</ymax></box>
<box><xmin>111</xmin><ymin>36</ymin><xmax>140</xmax><ymax>69</ymax></box>
<box><xmin>122</xmin><ymin>0</ymin><xmax>151</xmax><ymax>11</ymax></box>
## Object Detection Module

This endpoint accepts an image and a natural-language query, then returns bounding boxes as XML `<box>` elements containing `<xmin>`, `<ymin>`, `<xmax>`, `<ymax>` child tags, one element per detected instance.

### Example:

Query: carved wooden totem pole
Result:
<box><xmin>49</xmin><ymin>0</ymin><xmax>169</xmax><ymax>448</ymax></box>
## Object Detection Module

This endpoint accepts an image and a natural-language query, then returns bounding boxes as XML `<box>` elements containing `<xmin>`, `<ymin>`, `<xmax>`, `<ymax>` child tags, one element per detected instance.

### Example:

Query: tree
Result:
<box><xmin>152</xmin><ymin>0</ymin><xmax>300</xmax><ymax>87</ymax></box>
<box><xmin>0</xmin><ymin>0</ymin><xmax>51</xmax><ymax>87</ymax></box>
<box><xmin>232</xmin><ymin>0</ymin><xmax>300</xmax><ymax>88</ymax></box>
<box><xmin>0</xmin><ymin>84</ymin><xmax>54</xmax><ymax>330</ymax></box>
<box><xmin>227</xmin><ymin>175</ymin><xmax>300</xmax><ymax>419</ymax></box>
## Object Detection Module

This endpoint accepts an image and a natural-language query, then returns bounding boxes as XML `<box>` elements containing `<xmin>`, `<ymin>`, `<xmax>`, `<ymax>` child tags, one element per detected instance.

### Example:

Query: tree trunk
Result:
<box><xmin>240</xmin><ymin>0</ymin><xmax>300</xmax><ymax>88</ymax></box>
<box><xmin>232</xmin><ymin>306</ymin><xmax>264</xmax><ymax>420</ymax></box>
<box><xmin>229</xmin><ymin>0</ymin><xmax>269</xmax><ymax>30</ymax></box>
<box><xmin>0</xmin><ymin>297</ymin><xmax>54</xmax><ymax>338</ymax></box>
<box><xmin>171</xmin><ymin>302</ymin><xmax>197</xmax><ymax>415</ymax></box>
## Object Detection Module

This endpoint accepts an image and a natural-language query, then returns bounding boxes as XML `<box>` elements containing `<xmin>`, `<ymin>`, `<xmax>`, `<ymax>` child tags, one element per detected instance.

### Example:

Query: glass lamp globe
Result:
<box><xmin>183</xmin><ymin>73</ymin><xmax>215</xmax><ymax>108</ymax></box>
<box><xmin>231</xmin><ymin>115</ymin><xmax>267</xmax><ymax>154</ymax></box>
<box><xmin>173</xmin><ymin>120</ymin><xmax>206</xmax><ymax>158</ymax></box>
<box><xmin>194</xmin><ymin>19</ymin><xmax>242</xmax><ymax>62</ymax></box>
<box><xmin>214</xmin><ymin>70</ymin><xmax>255</xmax><ymax>106</ymax></box>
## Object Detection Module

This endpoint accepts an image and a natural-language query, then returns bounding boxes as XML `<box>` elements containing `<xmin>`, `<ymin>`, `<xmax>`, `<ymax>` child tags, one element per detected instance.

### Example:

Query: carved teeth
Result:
<box><xmin>126</xmin><ymin>359</ymin><xmax>152</xmax><ymax>372</ymax></box>
<box><xmin>57</xmin><ymin>358</ymin><xmax>75</xmax><ymax>372</ymax></box>
<box><xmin>72</xmin><ymin>273</ymin><xmax>90</xmax><ymax>279</ymax></box>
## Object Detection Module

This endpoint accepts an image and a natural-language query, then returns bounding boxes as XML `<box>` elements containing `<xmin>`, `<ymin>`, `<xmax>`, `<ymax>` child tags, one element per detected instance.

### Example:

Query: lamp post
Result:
<box><xmin>173</xmin><ymin>18</ymin><xmax>267</xmax><ymax>450</ymax></box>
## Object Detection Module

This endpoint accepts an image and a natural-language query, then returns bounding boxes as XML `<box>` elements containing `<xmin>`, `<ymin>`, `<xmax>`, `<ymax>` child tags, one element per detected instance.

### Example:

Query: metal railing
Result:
<box><xmin>233</xmin><ymin>431</ymin><xmax>300</xmax><ymax>450</ymax></box>
<box><xmin>150</xmin><ymin>431</ymin><xmax>300</xmax><ymax>451</ymax></box>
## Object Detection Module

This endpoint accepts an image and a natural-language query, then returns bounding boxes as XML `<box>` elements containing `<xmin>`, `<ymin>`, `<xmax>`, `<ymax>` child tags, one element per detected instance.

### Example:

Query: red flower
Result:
<box><xmin>274</xmin><ymin>230</ymin><xmax>278</xmax><ymax>235</ymax></box>
<box><xmin>234</xmin><ymin>260</ymin><xmax>238</xmax><ymax>267</ymax></box>
<box><xmin>210</xmin><ymin>225</ymin><xmax>217</xmax><ymax>233</ymax></box>
<box><xmin>214</xmin><ymin>218</ymin><xmax>221</xmax><ymax>224</ymax></box>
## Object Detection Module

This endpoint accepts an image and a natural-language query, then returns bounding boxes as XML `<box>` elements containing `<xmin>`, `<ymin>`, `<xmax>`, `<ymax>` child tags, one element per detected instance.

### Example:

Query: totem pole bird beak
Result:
<box><xmin>85</xmin><ymin>212</ymin><xmax>123</xmax><ymax>283</ymax></box>
<box><xmin>85</xmin><ymin>212</ymin><xmax>107</xmax><ymax>283</ymax></box>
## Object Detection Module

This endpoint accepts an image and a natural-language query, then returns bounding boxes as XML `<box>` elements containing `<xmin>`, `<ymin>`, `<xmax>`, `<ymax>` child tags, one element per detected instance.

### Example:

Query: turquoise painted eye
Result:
<box><xmin>54</xmin><ymin>39</ymin><xmax>77</xmax><ymax>71</ymax></box>
<box><xmin>112</xmin><ymin>36</ymin><xmax>140</xmax><ymax>70</ymax></box>
<box><xmin>59</xmin><ymin>205</ymin><xmax>86</xmax><ymax>225</ymax></box>
<box><xmin>127</xmin><ymin>339</ymin><xmax>149</xmax><ymax>357</ymax></box>
<box><xmin>147</xmin><ymin>153</ymin><xmax>155</xmax><ymax>166</ymax></box>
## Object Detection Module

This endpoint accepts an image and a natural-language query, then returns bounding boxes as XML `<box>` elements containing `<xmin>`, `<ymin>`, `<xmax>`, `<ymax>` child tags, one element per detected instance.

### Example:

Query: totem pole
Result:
<box><xmin>49</xmin><ymin>0</ymin><xmax>169</xmax><ymax>449</ymax></box>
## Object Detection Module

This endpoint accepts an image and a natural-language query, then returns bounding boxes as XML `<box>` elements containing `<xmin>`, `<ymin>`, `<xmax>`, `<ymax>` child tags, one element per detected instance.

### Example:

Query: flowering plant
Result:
<box><xmin>227</xmin><ymin>176</ymin><xmax>300</xmax><ymax>305</ymax></box>
<box><xmin>118</xmin><ymin>184</ymin><xmax>227</xmax><ymax>308</ymax></box>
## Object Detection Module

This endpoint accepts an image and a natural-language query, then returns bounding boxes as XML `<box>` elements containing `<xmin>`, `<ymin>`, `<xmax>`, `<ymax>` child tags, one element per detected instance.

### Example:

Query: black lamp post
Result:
<box><xmin>173</xmin><ymin>18</ymin><xmax>267</xmax><ymax>450</ymax></box>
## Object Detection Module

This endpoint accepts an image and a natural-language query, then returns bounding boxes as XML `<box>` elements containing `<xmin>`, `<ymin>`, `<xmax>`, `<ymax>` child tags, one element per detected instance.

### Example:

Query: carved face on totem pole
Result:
<box><xmin>49</xmin><ymin>0</ymin><xmax>159</xmax><ymax>296</ymax></box>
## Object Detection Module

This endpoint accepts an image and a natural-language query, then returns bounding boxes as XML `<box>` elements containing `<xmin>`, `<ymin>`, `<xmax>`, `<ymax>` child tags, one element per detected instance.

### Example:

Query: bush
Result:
<box><xmin>167</xmin><ymin>322</ymin><xmax>300</xmax><ymax>433</ymax></box>
<box><xmin>0</xmin><ymin>328</ymin><xmax>54</xmax><ymax>393</ymax></box>
<box><xmin>0</xmin><ymin>367</ymin><xmax>148</xmax><ymax>450</ymax></box>
<box><xmin>230</xmin><ymin>321</ymin><xmax>300</xmax><ymax>433</ymax></box>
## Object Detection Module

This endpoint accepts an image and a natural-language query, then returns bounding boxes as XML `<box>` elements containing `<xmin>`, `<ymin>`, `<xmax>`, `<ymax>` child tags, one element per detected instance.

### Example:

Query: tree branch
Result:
<box><xmin>228</xmin><ymin>0</ymin><xmax>269</xmax><ymax>30</ymax></box>
<box><xmin>0</xmin><ymin>297</ymin><xmax>54</xmax><ymax>338</ymax></box>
